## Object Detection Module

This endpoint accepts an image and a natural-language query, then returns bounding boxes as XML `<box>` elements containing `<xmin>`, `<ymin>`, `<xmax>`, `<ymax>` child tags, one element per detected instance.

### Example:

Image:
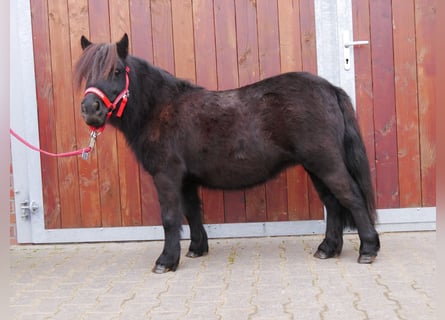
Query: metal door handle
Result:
<box><xmin>343</xmin><ymin>31</ymin><xmax>369</xmax><ymax>70</ymax></box>
<box><xmin>344</xmin><ymin>40</ymin><xmax>369</xmax><ymax>48</ymax></box>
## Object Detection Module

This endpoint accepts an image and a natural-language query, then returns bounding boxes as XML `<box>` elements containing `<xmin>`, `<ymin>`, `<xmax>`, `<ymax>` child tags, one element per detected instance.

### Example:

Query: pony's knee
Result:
<box><xmin>161</xmin><ymin>210</ymin><xmax>182</xmax><ymax>233</ymax></box>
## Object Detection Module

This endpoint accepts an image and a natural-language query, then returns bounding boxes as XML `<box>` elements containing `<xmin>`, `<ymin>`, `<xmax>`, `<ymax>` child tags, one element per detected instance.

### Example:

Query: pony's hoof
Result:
<box><xmin>314</xmin><ymin>249</ymin><xmax>338</xmax><ymax>259</ymax></box>
<box><xmin>186</xmin><ymin>251</ymin><xmax>208</xmax><ymax>258</ymax></box>
<box><xmin>358</xmin><ymin>254</ymin><xmax>376</xmax><ymax>264</ymax></box>
<box><xmin>152</xmin><ymin>264</ymin><xmax>177</xmax><ymax>274</ymax></box>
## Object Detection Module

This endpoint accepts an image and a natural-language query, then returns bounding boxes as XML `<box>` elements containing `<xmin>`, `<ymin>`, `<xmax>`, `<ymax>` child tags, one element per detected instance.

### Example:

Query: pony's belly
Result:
<box><xmin>196</xmin><ymin>159</ymin><xmax>288</xmax><ymax>190</ymax></box>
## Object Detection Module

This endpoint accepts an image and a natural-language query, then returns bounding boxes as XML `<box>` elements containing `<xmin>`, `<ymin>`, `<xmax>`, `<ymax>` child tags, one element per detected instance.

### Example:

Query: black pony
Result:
<box><xmin>75</xmin><ymin>34</ymin><xmax>380</xmax><ymax>273</ymax></box>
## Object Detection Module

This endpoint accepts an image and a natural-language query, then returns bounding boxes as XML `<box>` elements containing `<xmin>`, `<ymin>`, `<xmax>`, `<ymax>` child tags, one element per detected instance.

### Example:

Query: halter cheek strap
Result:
<box><xmin>84</xmin><ymin>66</ymin><xmax>130</xmax><ymax>133</ymax></box>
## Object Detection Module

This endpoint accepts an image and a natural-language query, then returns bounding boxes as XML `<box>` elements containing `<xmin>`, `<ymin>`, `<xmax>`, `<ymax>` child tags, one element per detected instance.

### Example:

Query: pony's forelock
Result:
<box><xmin>74</xmin><ymin>43</ymin><xmax>118</xmax><ymax>90</ymax></box>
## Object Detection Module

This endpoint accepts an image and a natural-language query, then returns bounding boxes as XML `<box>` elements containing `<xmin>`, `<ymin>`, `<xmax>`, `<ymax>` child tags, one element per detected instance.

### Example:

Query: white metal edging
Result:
<box><xmin>10</xmin><ymin>0</ymin><xmax>45</xmax><ymax>243</ymax></box>
<box><xmin>314</xmin><ymin>0</ymin><xmax>358</xmax><ymax>108</ymax></box>
<box><xmin>22</xmin><ymin>207</ymin><xmax>435</xmax><ymax>244</ymax></box>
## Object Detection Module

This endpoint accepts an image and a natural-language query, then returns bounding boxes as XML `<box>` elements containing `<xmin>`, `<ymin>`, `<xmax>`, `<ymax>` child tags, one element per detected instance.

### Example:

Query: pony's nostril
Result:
<box><xmin>92</xmin><ymin>101</ymin><xmax>100</xmax><ymax>111</ymax></box>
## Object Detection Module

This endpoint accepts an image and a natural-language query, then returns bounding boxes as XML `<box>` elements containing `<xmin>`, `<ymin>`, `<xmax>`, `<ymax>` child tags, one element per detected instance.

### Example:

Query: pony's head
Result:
<box><xmin>75</xmin><ymin>34</ymin><xmax>130</xmax><ymax>130</ymax></box>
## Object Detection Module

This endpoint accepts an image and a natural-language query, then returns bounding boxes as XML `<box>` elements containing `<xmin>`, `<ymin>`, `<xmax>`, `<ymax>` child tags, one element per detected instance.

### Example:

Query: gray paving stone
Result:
<box><xmin>10</xmin><ymin>232</ymin><xmax>435</xmax><ymax>319</ymax></box>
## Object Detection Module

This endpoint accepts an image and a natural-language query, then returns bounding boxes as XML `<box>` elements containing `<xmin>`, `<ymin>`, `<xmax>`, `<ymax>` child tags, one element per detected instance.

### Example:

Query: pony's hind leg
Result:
<box><xmin>182</xmin><ymin>180</ymin><xmax>209</xmax><ymax>258</ymax></box>
<box><xmin>308</xmin><ymin>173</ymin><xmax>345</xmax><ymax>259</ymax></box>
<box><xmin>305</xmin><ymin>160</ymin><xmax>380</xmax><ymax>263</ymax></box>
<box><xmin>325</xmin><ymin>171</ymin><xmax>379</xmax><ymax>263</ymax></box>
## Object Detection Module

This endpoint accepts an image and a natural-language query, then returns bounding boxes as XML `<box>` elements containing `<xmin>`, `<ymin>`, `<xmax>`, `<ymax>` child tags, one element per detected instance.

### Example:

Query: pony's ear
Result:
<box><xmin>80</xmin><ymin>35</ymin><xmax>92</xmax><ymax>50</ymax></box>
<box><xmin>116</xmin><ymin>34</ymin><xmax>129</xmax><ymax>59</ymax></box>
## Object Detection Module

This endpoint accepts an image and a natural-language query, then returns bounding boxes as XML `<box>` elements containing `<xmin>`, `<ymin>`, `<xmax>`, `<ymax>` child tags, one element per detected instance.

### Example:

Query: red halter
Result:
<box><xmin>84</xmin><ymin>66</ymin><xmax>130</xmax><ymax>133</ymax></box>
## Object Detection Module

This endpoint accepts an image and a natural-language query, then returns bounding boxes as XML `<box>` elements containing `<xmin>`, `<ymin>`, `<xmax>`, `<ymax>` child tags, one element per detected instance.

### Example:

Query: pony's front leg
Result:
<box><xmin>152</xmin><ymin>172</ymin><xmax>183</xmax><ymax>274</ymax></box>
<box><xmin>182</xmin><ymin>180</ymin><xmax>208</xmax><ymax>258</ymax></box>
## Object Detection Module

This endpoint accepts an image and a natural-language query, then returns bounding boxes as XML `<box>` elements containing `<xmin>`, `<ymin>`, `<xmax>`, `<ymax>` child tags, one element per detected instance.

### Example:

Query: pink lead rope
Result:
<box><xmin>10</xmin><ymin>128</ymin><xmax>97</xmax><ymax>160</ymax></box>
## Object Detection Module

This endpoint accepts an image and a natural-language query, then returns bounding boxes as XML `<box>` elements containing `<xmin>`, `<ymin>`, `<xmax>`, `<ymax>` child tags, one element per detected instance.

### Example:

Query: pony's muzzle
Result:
<box><xmin>81</xmin><ymin>95</ymin><xmax>107</xmax><ymax>128</ymax></box>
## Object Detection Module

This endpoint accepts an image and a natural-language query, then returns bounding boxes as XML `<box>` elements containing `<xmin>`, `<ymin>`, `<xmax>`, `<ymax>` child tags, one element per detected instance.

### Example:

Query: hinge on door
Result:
<box><xmin>20</xmin><ymin>200</ymin><xmax>39</xmax><ymax>219</ymax></box>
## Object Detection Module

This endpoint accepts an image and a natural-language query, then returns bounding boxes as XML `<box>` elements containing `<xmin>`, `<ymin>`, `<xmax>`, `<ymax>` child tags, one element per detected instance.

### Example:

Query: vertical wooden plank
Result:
<box><xmin>235</xmin><ymin>0</ymin><xmax>267</xmax><ymax>223</ymax></box>
<box><xmin>47</xmin><ymin>0</ymin><xmax>82</xmax><ymax>228</ymax></box>
<box><xmin>129</xmin><ymin>0</ymin><xmax>162</xmax><ymax>226</ymax></box>
<box><xmin>299</xmin><ymin>0</ymin><xmax>318</xmax><ymax>74</ymax></box>
<box><xmin>286</xmin><ymin>167</ymin><xmax>310</xmax><ymax>220</ymax></box>
<box><xmin>278</xmin><ymin>0</ymin><xmax>310</xmax><ymax>221</ymax></box>
<box><xmin>299</xmin><ymin>0</ymin><xmax>324</xmax><ymax>219</ymax></box>
<box><xmin>88</xmin><ymin>0</ymin><xmax>123</xmax><ymax>227</ymax></box>
<box><xmin>223</xmin><ymin>190</ymin><xmax>246</xmax><ymax>223</ymax></box>
<box><xmin>370</xmin><ymin>0</ymin><xmax>400</xmax><ymax>208</ymax></box>
<box><xmin>352</xmin><ymin>0</ymin><xmax>377</xmax><ymax>198</ymax></box>
<box><xmin>415</xmin><ymin>0</ymin><xmax>436</xmax><ymax>207</ymax></box>
<box><xmin>257</xmin><ymin>0</ymin><xmax>288</xmax><ymax>221</ymax></box>
<box><xmin>171</xmin><ymin>0</ymin><xmax>196</xmax><ymax>82</ymax></box>
<box><xmin>256</xmin><ymin>0</ymin><xmax>281</xmax><ymax>79</ymax></box>
<box><xmin>140</xmin><ymin>172</ymin><xmax>162</xmax><ymax>225</ymax></box>
<box><xmin>68</xmin><ymin>0</ymin><xmax>102</xmax><ymax>228</ymax></box>
<box><xmin>278</xmin><ymin>0</ymin><xmax>303</xmax><ymax>70</ymax></box>
<box><xmin>115</xmin><ymin>143</ymin><xmax>142</xmax><ymax>226</ymax></box>
<box><xmin>88</xmin><ymin>0</ymin><xmax>111</xmax><ymax>42</ymax></box>
<box><xmin>235</xmin><ymin>0</ymin><xmax>260</xmax><ymax>84</ymax></box>
<box><xmin>129</xmin><ymin>0</ymin><xmax>154</xmax><ymax>63</ymax></box>
<box><xmin>192</xmin><ymin>0</ymin><xmax>218</xmax><ymax>88</ymax></box>
<box><xmin>214</xmin><ymin>0</ymin><xmax>238</xmax><ymax>88</ymax></box>
<box><xmin>392</xmin><ymin>0</ymin><xmax>422</xmax><ymax>207</ymax></box>
<box><xmin>214</xmin><ymin>0</ymin><xmax>246</xmax><ymax>223</ymax></box>
<box><xmin>109</xmin><ymin>0</ymin><xmax>143</xmax><ymax>227</ymax></box>
<box><xmin>30</xmin><ymin>0</ymin><xmax>61</xmax><ymax>229</ymax></box>
<box><xmin>151</xmin><ymin>0</ymin><xmax>175</xmax><ymax>74</ymax></box>
<box><xmin>192</xmin><ymin>0</ymin><xmax>225</xmax><ymax>224</ymax></box>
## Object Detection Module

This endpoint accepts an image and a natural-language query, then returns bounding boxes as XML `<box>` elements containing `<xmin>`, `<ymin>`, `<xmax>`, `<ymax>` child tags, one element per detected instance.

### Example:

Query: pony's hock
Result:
<box><xmin>75</xmin><ymin>34</ymin><xmax>380</xmax><ymax>273</ymax></box>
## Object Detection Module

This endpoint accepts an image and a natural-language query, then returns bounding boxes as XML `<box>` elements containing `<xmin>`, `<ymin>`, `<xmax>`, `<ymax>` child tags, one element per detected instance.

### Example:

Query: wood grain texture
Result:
<box><xmin>415</xmin><ymin>0</ymin><xmax>436</xmax><ymax>206</ymax></box>
<box><xmin>172</xmin><ymin>0</ymin><xmax>196</xmax><ymax>82</ymax></box>
<box><xmin>30</xmin><ymin>0</ymin><xmax>61</xmax><ymax>229</ymax></box>
<box><xmin>370</xmin><ymin>0</ymin><xmax>400</xmax><ymax>208</ymax></box>
<box><xmin>392</xmin><ymin>0</ymin><xmax>422</xmax><ymax>207</ymax></box>
<box><xmin>129</xmin><ymin>0</ymin><xmax>154</xmax><ymax>63</ymax></box>
<box><xmin>352</xmin><ymin>0</ymin><xmax>377</xmax><ymax>198</ymax></box>
<box><xmin>151</xmin><ymin>0</ymin><xmax>175</xmax><ymax>74</ymax></box>
<box><xmin>48</xmin><ymin>0</ymin><xmax>82</xmax><ymax>228</ymax></box>
<box><xmin>68</xmin><ymin>0</ymin><xmax>102</xmax><ymax>227</ymax></box>
<box><xmin>140</xmin><ymin>170</ymin><xmax>162</xmax><ymax>226</ymax></box>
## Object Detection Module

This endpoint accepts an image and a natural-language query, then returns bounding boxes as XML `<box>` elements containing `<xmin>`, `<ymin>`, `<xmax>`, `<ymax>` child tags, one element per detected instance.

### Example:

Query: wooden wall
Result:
<box><xmin>352</xmin><ymin>0</ymin><xmax>436</xmax><ymax>209</ymax></box>
<box><xmin>29</xmin><ymin>0</ymin><xmax>435</xmax><ymax>229</ymax></box>
<box><xmin>31</xmin><ymin>0</ymin><xmax>323</xmax><ymax>229</ymax></box>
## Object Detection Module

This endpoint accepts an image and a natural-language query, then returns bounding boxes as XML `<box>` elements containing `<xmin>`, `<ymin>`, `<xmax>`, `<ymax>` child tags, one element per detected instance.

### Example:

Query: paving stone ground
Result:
<box><xmin>10</xmin><ymin>231</ymin><xmax>435</xmax><ymax>320</ymax></box>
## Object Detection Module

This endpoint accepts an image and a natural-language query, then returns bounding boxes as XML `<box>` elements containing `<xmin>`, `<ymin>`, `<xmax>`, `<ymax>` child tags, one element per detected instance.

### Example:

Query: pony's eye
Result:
<box><xmin>114</xmin><ymin>68</ymin><xmax>122</xmax><ymax>76</ymax></box>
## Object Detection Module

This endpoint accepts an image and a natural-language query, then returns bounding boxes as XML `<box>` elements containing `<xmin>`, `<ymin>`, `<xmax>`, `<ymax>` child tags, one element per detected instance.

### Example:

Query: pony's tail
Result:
<box><xmin>335</xmin><ymin>87</ymin><xmax>377</xmax><ymax>226</ymax></box>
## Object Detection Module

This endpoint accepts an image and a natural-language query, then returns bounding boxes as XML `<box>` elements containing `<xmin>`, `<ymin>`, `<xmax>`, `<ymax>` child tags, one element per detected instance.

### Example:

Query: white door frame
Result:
<box><xmin>11</xmin><ymin>0</ymin><xmax>435</xmax><ymax>244</ymax></box>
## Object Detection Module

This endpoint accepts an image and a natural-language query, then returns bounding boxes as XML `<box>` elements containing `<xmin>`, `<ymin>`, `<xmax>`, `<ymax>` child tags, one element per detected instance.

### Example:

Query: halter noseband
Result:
<box><xmin>84</xmin><ymin>66</ymin><xmax>130</xmax><ymax>133</ymax></box>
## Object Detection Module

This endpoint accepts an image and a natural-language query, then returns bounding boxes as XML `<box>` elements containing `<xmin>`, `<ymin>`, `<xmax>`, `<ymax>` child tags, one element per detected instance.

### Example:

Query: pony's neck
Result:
<box><xmin>151</xmin><ymin>63</ymin><xmax>198</xmax><ymax>105</ymax></box>
<box><xmin>112</xmin><ymin>56</ymin><xmax>199</xmax><ymax>141</ymax></box>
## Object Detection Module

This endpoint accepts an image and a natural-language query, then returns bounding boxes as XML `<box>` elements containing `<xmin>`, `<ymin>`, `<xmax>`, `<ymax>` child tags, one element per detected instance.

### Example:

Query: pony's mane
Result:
<box><xmin>74</xmin><ymin>42</ymin><xmax>118</xmax><ymax>90</ymax></box>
